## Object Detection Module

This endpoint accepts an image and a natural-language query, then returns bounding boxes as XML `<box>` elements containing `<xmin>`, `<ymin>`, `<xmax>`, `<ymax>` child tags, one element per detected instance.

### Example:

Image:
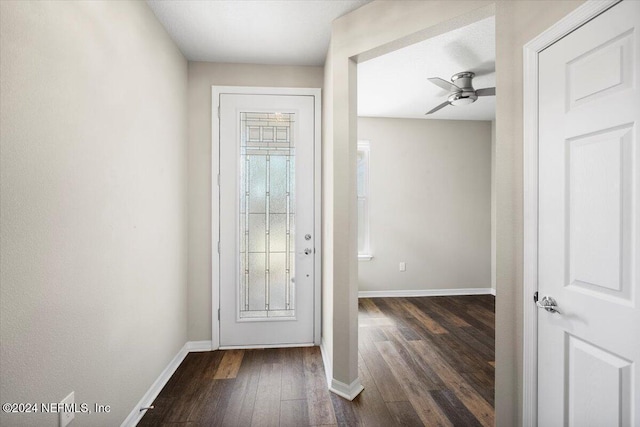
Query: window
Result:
<box><xmin>357</xmin><ymin>141</ymin><xmax>372</xmax><ymax>260</ymax></box>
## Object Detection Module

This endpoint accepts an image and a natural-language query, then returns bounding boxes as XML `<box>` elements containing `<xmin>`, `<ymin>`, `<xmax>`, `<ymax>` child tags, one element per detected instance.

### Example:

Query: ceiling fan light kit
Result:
<box><xmin>426</xmin><ymin>71</ymin><xmax>495</xmax><ymax>115</ymax></box>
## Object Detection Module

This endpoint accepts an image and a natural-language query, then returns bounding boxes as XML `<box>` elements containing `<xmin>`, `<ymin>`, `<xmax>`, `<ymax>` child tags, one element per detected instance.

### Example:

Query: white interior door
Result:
<box><xmin>538</xmin><ymin>1</ymin><xmax>639</xmax><ymax>425</ymax></box>
<box><xmin>218</xmin><ymin>92</ymin><xmax>316</xmax><ymax>347</ymax></box>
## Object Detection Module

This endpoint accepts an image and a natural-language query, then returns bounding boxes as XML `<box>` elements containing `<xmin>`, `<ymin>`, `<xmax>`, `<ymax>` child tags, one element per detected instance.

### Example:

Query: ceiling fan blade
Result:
<box><xmin>476</xmin><ymin>87</ymin><xmax>496</xmax><ymax>97</ymax></box>
<box><xmin>428</xmin><ymin>77</ymin><xmax>459</xmax><ymax>92</ymax></box>
<box><xmin>425</xmin><ymin>100</ymin><xmax>451</xmax><ymax>115</ymax></box>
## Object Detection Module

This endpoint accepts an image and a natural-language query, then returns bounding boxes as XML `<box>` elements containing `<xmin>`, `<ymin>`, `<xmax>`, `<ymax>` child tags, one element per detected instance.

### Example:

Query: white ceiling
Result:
<box><xmin>358</xmin><ymin>16</ymin><xmax>496</xmax><ymax>121</ymax></box>
<box><xmin>146</xmin><ymin>0</ymin><xmax>371</xmax><ymax>66</ymax></box>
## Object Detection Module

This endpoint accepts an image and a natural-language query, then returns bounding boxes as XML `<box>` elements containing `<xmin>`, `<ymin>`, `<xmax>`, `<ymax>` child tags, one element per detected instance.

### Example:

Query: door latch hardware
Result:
<box><xmin>535</xmin><ymin>295</ymin><xmax>561</xmax><ymax>314</ymax></box>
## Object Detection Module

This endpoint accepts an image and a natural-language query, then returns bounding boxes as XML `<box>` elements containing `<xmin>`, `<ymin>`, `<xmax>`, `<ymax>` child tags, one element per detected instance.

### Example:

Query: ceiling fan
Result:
<box><xmin>425</xmin><ymin>71</ymin><xmax>495</xmax><ymax>115</ymax></box>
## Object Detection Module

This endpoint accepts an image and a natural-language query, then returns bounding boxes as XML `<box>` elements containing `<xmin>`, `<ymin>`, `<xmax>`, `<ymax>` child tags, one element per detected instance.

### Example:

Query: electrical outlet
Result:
<box><xmin>399</xmin><ymin>262</ymin><xmax>406</xmax><ymax>272</ymax></box>
<box><xmin>60</xmin><ymin>392</ymin><xmax>74</xmax><ymax>427</ymax></box>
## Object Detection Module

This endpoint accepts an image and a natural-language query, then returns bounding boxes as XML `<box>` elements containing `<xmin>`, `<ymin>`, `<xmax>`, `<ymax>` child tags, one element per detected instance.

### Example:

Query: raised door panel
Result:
<box><xmin>567</xmin><ymin>334</ymin><xmax>632</xmax><ymax>427</ymax></box>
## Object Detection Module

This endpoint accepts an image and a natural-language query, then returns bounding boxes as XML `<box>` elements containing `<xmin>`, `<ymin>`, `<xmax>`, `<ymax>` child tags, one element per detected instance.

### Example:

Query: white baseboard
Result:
<box><xmin>329</xmin><ymin>377</ymin><xmax>364</xmax><ymax>401</ymax></box>
<box><xmin>186</xmin><ymin>340</ymin><xmax>213</xmax><ymax>352</ymax></box>
<box><xmin>319</xmin><ymin>337</ymin><xmax>332</xmax><ymax>387</ymax></box>
<box><xmin>320</xmin><ymin>338</ymin><xmax>363</xmax><ymax>401</ymax></box>
<box><xmin>122</xmin><ymin>341</ymin><xmax>212</xmax><ymax>426</ymax></box>
<box><xmin>490</xmin><ymin>288</ymin><xmax>496</xmax><ymax>296</ymax></box>
<box><xmin>358</xmin><ymin>288</ymin><xmax>494</xmax><ymax>298</ymax></box>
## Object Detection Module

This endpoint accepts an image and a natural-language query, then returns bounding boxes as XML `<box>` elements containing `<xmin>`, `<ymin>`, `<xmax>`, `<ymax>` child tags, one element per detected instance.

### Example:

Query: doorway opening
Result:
<box><xmin>353</xmin><ymin>13</ymin><xmax>497</xmax><ymax>425</ymax></box>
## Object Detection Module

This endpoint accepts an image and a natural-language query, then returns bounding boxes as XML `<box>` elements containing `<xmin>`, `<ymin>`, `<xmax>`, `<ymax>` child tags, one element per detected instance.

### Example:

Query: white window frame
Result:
<box><xmin>357</xmin><ymin>140</ymin><xmax>372</xmax><ymax>261</ymax></box>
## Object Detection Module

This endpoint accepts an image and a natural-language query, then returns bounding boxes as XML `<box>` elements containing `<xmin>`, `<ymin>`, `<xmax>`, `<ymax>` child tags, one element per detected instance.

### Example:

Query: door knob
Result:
<box><xmin>535</xmin><ymin>295</ymin><xmax>561</xmax><ymax>314</ymax></box>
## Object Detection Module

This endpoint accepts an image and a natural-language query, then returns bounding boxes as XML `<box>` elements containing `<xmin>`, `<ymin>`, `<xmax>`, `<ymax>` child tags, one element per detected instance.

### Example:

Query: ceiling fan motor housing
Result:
<box><xmin>449</xmin><ymin>72</ymin><xmax>478</xmax><ymax>105</ymax></box>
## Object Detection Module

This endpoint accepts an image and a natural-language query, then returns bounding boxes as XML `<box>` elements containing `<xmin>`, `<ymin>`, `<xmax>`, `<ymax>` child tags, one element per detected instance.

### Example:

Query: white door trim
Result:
<box><xmin>211</xmin><ymin>86</ymin><xmax>322</xmax><ymax>350</ymax></box>
<box><xmin>522</xmin><ymin>1</ymin><xmax>619</xmax><ymax>425</ymax></box>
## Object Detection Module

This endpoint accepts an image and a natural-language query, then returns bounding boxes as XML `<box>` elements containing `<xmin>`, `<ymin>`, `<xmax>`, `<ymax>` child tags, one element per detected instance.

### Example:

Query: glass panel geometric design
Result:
<box><xmin>239</xmin><ymin>112</ymin><xmax>295</xmax><ymax>319</ymax></box>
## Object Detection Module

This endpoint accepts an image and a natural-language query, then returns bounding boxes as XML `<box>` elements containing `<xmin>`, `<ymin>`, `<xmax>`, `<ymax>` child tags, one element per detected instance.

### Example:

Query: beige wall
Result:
<box><xmin>491</xmin><ymin>120</ymin><xmax>497</xmax><ymax>291</ymax></box>
<box><xmin>358</xmin><ymin>117</ymin><xmax>491</xmax><ymax>292</ymax></box>
<box><xmin>322</xmin><ymin>47</ymin><xmax>335</xmax><ymax>371</ymax></box>
<box><xmin>494</xmin><ymin>1</ymin><xmax>584</xmax><ymax>423</ymax></box>
<box><xmin>187</xmin><ymin>62</ymin><xmax>324</xmax><ymax>340</ymax></box>
<box><xmin>325</xmin><ymin>0</ymin><xmax>585</xmax><ymax>423</ymax></box>
<box><xmin>0</xmin><ymin>1</ymin><xmax>188</xmax><ymax>425</ymax></box>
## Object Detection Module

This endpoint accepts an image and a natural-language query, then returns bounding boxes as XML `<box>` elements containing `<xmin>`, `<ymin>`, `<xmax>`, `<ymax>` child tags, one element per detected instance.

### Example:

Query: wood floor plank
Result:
<box><xmin>136</xmin><ymin>396</ymin><xmax>174</xmax><ymax>426</ymax></box>
<box><xmin>162</xmin><ymin>354</ymin><xmax>213</xmax><ymax>423</ymax></box>
<box><xmin>214</xmin><ymin>349</ymin><xmax>245</xmax><ymax>379</ymax></box>
<box><xmin>382</xmin><ymin>327</ymin><xmax>445</xmax><ymax>390</ymax></box>
<box><xmin>251</xmin><ymin>363</ymin><xmax>282</xmax><ymax>427</ymax></box>
<box><xmin>160</xmin><ymin>352</ymin><xmax>209</xmax><ymax>399</ymax></box>
<box><xmin>191</xmin><ymin>378</ymin><xmax>236</xmax><ymax>424</ymax></box>
<box><xmin>466</xmin><ymin>305</ymin><xmax>496</xmax><ymax>330</ymax></box>
<box><xmin>442</xmin><ymin>325</ymin><xmax>494</xmax><ymax>367</ymax></box>
<box><xmin>359</xmin><ymin>316</ymin><xmax>396</xmax><ymax>327</ymax></box>
<box><xmin>410</xmin><ymin>297</ymin><xmax>471</xmax><ymax>328</ymax></box>
<box><xmin>329</xmin><ymin>393</ymin><xmax>359</xmax><ymax>427</ymax></box>
<box><xmin>386</xmin><ymin>400</ymin><xmax>427</xmax><ymax>427</ymax></box>
<box><xmin>221</xmin><ymin>349</ymin><xmax>265</xmax><ymax>426</ymax></box>
<box><xmin>359</xmin><ymin>323</ymin><xmax>388</xmax><ymax>343</ymax></box>
<box><xmin>458</xmin><ymin>324</ymin><xmax>496</xmax><ymax>354</ymax></box>
<box><xmin>462</xmin><ymin>370</ymin><xmax>495</xmax><ymax>407</ymax></box>
<box><xmin>397</xmin><ymin>325</ymin><xmax>422</xmax><ymax>341</ymax></box>
<box><xmin>281</xmin><ymin>347</ymin><xmax>306</xmax><ymax>400</ymax></box>
<box><xmin>375</xmin><ymin>340</ymin><xmax>453</xmax><ymax>427</ymax></box>
<box><xmin>360</xmin><ymin>297</ymin><xmax>386</xmax><ymax>317</ymax></box>
<box><xmin>140</xmin><ymin>296</ymin><xmax>495</xmax><ymax>427</ymax></box>
<box><xmin>302</xmin><ymin>347</ymin><xmax>337</xmax><ymax>426</ymax></box>
<box><xmin>432</xmin><ymin>297</ymin><xmax>495</xmax><ymax>337</ymax></box>
<box><xmin>425</xmin><ymin>332</ymin><xmax>486</xmax><ymax>374</ymax></box>
<box><xmin>358</xmin><ymin>327</ymin><xmax>408</xmax><ymax>403</ymax></box>
<box><xmin>280</xmin><ymin>399</ymin><xmax>310</xmax><ymax>427</ymax></box>
<box><xmin>430</xmin><ymin>389</ymin><xmax>483</xmax><ymax>427</ymax></box>
<box><xmin>262</xmin><ymin>347</ymin><xmax>284</xmax><ymax>364</ymax></box>
<box><xmin>328</xmin><ymin>351</ymin><xmax>396</xmax><ymax>426</ymax></box>
<box><xmin>410</xmin><ymin>340</ymin><xmax>494</xmax><ymax>427</ymax></box>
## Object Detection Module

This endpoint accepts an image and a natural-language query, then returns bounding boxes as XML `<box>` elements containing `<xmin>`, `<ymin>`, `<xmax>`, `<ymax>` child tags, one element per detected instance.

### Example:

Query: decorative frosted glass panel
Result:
<box><xmin>270</xmin><ymin>214</ymin><xmax>287</xmax><ymax>252</ymax></box>
<box><xmin>239</xmin><ymin>112</ymin><xmax>295</xmax><ymax>319</ymax></box>
<box><xmin>248</xmin><ymin>214</ymin><xmax>266</xmax><ymax>252</ymax></box>
<box><xmin>269</xmin><ymin>253</ymin><xmax>287</xmax><ymax>310</ymax></box>
<box><xmin>289</xmin><ymin>160</ymin><xmax>296</xmax><ymax>214</ymax></box>
<box><xmin>247</xmin><ymin>253</ymin><xmax>266</xmax><ymax>311</ymax></box>
<box><xmin>249</xmin><ymin>156</ymin><xmax>266</xmax><ymax>214</ymax></box>
<box><xmin>270</xmin><ymin>156</ymin><xmax>287</xmax><ymax>213</ymax></box>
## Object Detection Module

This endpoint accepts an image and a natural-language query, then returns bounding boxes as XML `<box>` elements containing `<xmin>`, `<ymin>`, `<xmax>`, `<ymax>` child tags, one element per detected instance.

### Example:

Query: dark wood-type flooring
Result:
<box><xmin>139</xmin><ymin>295</ymin><xmax>495</xmax><ymax>426</ymax></box>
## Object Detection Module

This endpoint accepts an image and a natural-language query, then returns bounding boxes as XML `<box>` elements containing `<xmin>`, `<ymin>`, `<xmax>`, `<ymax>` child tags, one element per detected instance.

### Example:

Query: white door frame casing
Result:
<box><xmin>522</xmin><ymin>1</ymin><xmax>619</xmax><ymax>425</ymax></box>
<box><xmin>211</xmin><ymin>86</ymin><xmax>322</xmax><ymax>350</ymax></box>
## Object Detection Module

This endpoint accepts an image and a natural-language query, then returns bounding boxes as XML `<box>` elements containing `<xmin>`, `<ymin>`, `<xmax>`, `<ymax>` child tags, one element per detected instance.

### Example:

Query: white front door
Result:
<box><xmin>538</xmin><ymin>1</ymin><xmax>639</xmax><ymax>425</ymax></box>
<box><xmin>218</xmin><ymin>92</ymin><xmax>317</xmax><ymax>347</ymax></box>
